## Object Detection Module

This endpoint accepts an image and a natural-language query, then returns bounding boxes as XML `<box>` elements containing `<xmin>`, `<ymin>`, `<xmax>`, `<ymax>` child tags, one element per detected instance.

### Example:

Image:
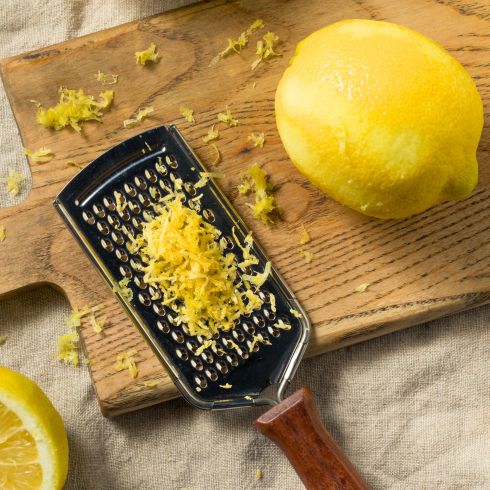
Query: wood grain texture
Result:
<box><xmin>256</xmin><ymin>387</ymin><xmax>370</xmax><ymax>490</ymax></box>
<box><xmin>0</xmin><ymin>0</ymin><xmax>489</xmax><ymax>416</ymax></box>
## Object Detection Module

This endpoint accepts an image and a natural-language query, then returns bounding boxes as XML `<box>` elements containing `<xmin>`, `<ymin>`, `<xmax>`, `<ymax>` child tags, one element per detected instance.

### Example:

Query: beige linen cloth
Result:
<box><xmin>0</xmin><ymin>1</ymin><xmax>489</xmax><ymax>489</ymax></box>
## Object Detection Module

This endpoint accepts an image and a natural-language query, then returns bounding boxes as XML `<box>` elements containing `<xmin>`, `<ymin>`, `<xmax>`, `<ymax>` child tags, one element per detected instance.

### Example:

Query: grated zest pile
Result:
<box><xmin>202</xmin><ymin>125</ymin><xmax>219</xmax><ymax>143</ymax></box>
<box><xmin>36</xmin><ymin>87</ymin><xmax>114</xmax><ymax>132</ymax></box>
<box><xmin>130</xmin><ymin>190</ymin><xmax>270</xmax><ymax>339</ymax></box>
<box><xmin>217</xmin><ymin>108</ymin><xmax>239</xmax><ymax>126</ymax></box>
<box><xmin>115</xmin><ymin>350</ymin><xmax>138</xmax><ymax>378</ymax></box>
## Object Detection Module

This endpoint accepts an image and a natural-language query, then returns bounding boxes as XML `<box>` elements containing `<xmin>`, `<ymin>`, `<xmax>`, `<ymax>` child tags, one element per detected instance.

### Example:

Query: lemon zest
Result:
<box><xmin>195</xmin><ymin>339</ymin><xmax>216</xmax><ymax>356</ymax></box>
<box><xmin>217</xmin><ymin>108</ymin><xmax>239</xmax><ymax>126</ymax></box>
<box><xmin>0</xmin><ymin>336</ymin><xmax>7</xmax><ymax>345</ymax></box>
<box><xmin>143</xmin><ymin>380</ymin><xmax>159</xmax><ymax>388</ymax></box>
<box><xmin>249</xmin><ymin>333</ymin><xmax>272</xmax><ymax>352</ymax></box>
<box><xmin>252</xmin><ymin>32</ymin><xmax>281</xmax><ymax>70</ymax></box>
<box><xmin>274</xmin><ymin>319</ymin><xmax>292</xmax><ymax>331</ymax></box>
<box><xmin>135</xmin><ymin>43</ymin><xmax>158</xmax><ymax>65</ymax></box>
<box><xmin>94</xmin><ymin>70</ymin><xmax>119</xmax><ymax>85</ymax></box>
<box><xmin>123</xmin><ymin>106</ymin><xmax>154</xmax><ymax>128</ymax></box>
<box><xmin>115</xmin><ymin>349</ymin><xmax>138</xmax><ymax>378</ymax></box>
<box><xmin>57</xmin><ymin>330</ymin><xmax>80</xmax><ymax>366</ymax></box>
<box><xmin>24</xmin><ymin>147</ymin><xmax>53</xmax><ymax>164</ymax></box>
<box><xmin>355</xmin><ymin>282</ymin><xmax>370</xmax><ymax>293</ymax></box>
<box><xmin>247</xmin><ymin>132</ymin><xmax>265</xmax><ymax>148</ymax></box>
<box><xmin>210</xmin><ymin>19</ymin><xmax>264</xmax><ymax>65</ymax></box>
<box><xmin>239</xmin><ymin>164</ymin><xmax>277</xmax><ymax>224</ymax></box>
<box><xmin>210</xmin><ymin>143</ymin><xmax>221</xmax><ymax>165</ymax></box>
<box><xmin>298</xmin><ymin>248</ymin><xmax>315</xmax><ymax>263</ymax></box>
<box><xmin>202</xmin><ymin>125</ymin><xmax>219</xmax><ymax>143</ymax></box>
<box><xmin>180</xmin><ymin>106</ymin><xmax>195</xmax><ymax>124</ymax></box>
<box><xmin>0</xmin><ymin>169</ymin><xmax>25</xmax><ymax>196</ymax></box>
<box><xmin>113</xmin><ymin>277</ymin><xmax>133</xmax><ymax>302</ymax></box>
<box><xmin>67</xmin><ymin>161</ymin><xmax>84</xmax><ymax>169</ymax></box>
<box><xmin>290</xmin><ymin>308</ymin><xmax>302</xmax><ymax>319</ymax></box>
<box><xmin>36</xmin><ymin>87</ymin><xmax>114</xmax><ymax>132</ymax></box>
<box><xmin>132</xmin><ymin>191</ymin><xmax>268</xmax><ymax>338</ymax></box>
<box><xmin>0</xmin><ymin>225</ymin><xmax>6</xmax><ymax>242</ymax></box>
<box><xmin>114</xmin><ymin>191</ymin><xmax>127</xmax><ymax>214</ymax></box>
<box><xmin>255</xmin><ymin>469</ymin><xmax>263</xmax><ymax>479</ymax></box>
<box><xmin>89</xmin><ymin>311</ymin><xmax>107</xmax><ymax>334</ymax></box>
<box><xmin>219</xmin><ymin>383</ymin><xmax>233</xmax><ymax>389</ymax></box>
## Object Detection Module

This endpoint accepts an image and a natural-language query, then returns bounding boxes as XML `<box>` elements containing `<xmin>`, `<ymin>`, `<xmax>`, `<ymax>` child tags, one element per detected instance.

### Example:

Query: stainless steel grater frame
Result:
<box><xmin>54</xmin><ymin>125</ymin><xmax>310</xmax><ymax>410</ymax></box>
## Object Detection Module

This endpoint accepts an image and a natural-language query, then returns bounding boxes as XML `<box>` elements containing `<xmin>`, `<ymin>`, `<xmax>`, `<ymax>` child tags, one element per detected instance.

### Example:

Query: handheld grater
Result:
<box><xmin>54</xmin><ymin>125</ymin><xmax>369</xmax><ymax>489</ymax></box>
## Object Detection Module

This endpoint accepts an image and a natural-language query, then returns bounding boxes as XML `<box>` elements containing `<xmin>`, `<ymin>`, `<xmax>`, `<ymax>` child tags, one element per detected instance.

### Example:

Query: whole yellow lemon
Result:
<box><xmin>275</xmin><ymin>19</ymin><xmax>483</xmax><ymax>218</ymax></box>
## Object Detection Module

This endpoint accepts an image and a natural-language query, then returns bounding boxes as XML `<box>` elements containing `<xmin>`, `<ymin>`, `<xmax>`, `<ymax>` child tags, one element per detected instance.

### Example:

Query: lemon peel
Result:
<box><xmin>1</xmin><ymin>169</ymin><xmax>25</xmax><ymax>196</ymax></box>
<box><xmin>210</xmin><ymin>19</ymin><xmax>264</xmax><ymax>65</ymax></box>
<box><xmin>115</xmin><ymin>350</ymin><xmax>138</xmax><ymax>378</ymax></box>
<box><xmin>95</xmin><ymin>70</ymin><xmax>119</xmax><ymax>85</ymax></box>
<box><xmin>238</xmin><ymin>164</ymin><xmax>277</xmax><ymax>224</ymax></box>
<box><xmin>135</xmin><ymin>43</ymin><xmax>158</xmax><ymax>65</ymax></box>
<box><xmin>123</xmin><ymin>106</ymin><xmax>154</xmax><ymax>128</ymax></box>
<box><xmin>36</xmin><ymin>87</ymin><xmax>114</xmax><ymax>132</ymax></box>
<box><xmin>217</xmin><ymin>108</ymin><xmax>239</xmax><ymax>126</ymax></box>
<box><xmin>202</xmin><ymin>125</ymin><xmax>219</xmax><ymax>143</ymax></box>
<box><xmin>0</xmin><ymin>225</ymin><xmax>6</xmax><ymax>242</ymax></box>
<box><xmin>24</xmin><ymin>147</ymin><xmax>53</xmax><ymax>164</ymax></box>
<box><xmin>251</xmin><ymin>32</ymin><xmax>280</xmax><ymax>70</ymax></box>
<box><xmin>247</xmin><ymin>132</ymin><xmax>265</xmax><ymax>148</ymax></box>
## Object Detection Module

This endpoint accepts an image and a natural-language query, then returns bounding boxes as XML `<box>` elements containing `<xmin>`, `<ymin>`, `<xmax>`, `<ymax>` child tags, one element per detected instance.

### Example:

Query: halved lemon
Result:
<box><xmin>0</xmin><ymin>366</ymin><xmax>68</xmax><ymax>489</ymax></box>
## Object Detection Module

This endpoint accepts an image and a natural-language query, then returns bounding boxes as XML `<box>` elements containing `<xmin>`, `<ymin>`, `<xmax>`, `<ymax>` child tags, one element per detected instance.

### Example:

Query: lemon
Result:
<box><xmin>0</xmin><ymin>366</ymin><xmax>68</xmax><ymax>489</ymax></box>
<box><xmin>275</xmin><ymin>19</ymin><xmax>483</xmax><ymax>218</ymax></box>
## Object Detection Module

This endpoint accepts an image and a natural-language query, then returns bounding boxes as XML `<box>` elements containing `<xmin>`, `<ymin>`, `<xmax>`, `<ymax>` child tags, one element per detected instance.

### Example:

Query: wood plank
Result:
<box><xmin>0</xmin><ymin>0</ymin><xmax>489</xmax><ymax>416</ymax></box>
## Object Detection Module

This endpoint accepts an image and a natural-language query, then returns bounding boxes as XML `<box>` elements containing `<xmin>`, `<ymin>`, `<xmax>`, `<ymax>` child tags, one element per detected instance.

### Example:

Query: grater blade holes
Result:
<box><xmin>107</xmin><ymin>214</ymin><xmax>121</xmax><ymax>229</ymax></box>
<box><xmin>124</xmin><ymin>183</ymin><xmax>137</xmax><ymax>197</ymax></box>
<box><xmin>92</xmin><ymin>203</ymin><xmax>105</xmax><ymax>218</ymax></box>
<box><xmin>132</xmin><ymin>216</ymin><xmax>143</xmax><ymax>231</ymax></box>
<box><xmin>171</xmin><ymin>329</ymin><xmax>185</xmax><ymax>344</ymax></box>
<box><xmin>225</xmin><ymin>353</ymin><xmax>239</xmax><ymax>367</ymax></box>
<box><xmin>103</xmin><ymin>197</ymin><xmax>116</xmax><ymax>211</ymax></box>
<box><xmin>148</xmin><ymin>186</ymin><xmax>161</xmax><ymax>201</ymax></box>
<box><xmin>190</xmin><ymin>357</ymin><xmax>204</xmax><ymax>371</ymax></box>
<box><xmin>184</xmin><ymin>182</ymin><xmax>196</xmax><ymax>196</ymax></box>
<box><xmin>220</xmin><ymin>236</ymin><xmax>234</xmax><ymax>250</ymax></box>
<box><xmin>194</xmin><ymin>374</ymin><xmax>207</xmax><ymax>388</ymax></box>
<box><xmin>205</xmin><ymin>367</ymin><xmax>218</xmax><ymax>381</ymax></box>
<box><xmin>128</xmin><ymin>201</ymin><xmax>141</xmax><ymax>214</ymax></box>
<box><xmin>134</xmin><ymin>176</ymin><xmax>148</xmax><ymax>190</ymax></box>
<box><xmin>138</xmin><ymin>193</ymin><xmax>151</xmax><ymax>207</ymax></box>
<box><xmin>138</xmin><ymin>292</ymin><xmax>151</xmax><ymax>306</ymax></box>
<box><xmin>215</xmin><ymin>361</ymin><xmax>229</xmax><ymax>374</ymax></box>
<box><xmin>115</xmin><ymin>248</ymin><xmax>129</xmax><ymax>262</ymax></box>
<box><xmin>201</xmin><ymin>351</ymin><xmax>214</xmax><ymax>364</ymax></box>
<box><xmin>119</xmin><ymin>265</ymin><xmax>132</xmax><ymax>278</ymax></box>
<box><xmin>155</xmin><ymin>160</ymin><xmax>168</xmax><ymax>176</ymax></box>
<box><xmin>144</xmin><ymin>169</ymin><xmax>158</xmax><ymax>183</ymax></box>
<box><xmin>133</xmin><ymin>275</ymin><xmax>147</xmax><ymax>289</ymax></box>
<box><xmin>166</xmin><ymin>154</ymin><xmax>178</xmax><ymax>169</ymax></box>
<box><xmin>263</xmin><ymin>308</ymin><xmax>276</xmax><ymax>321</ymax></box>
<box><xmin>202</xmin><ymin>209</ymin><xmax>215</xmax><ymax>223</ymax></box>
<box><xmin>152</xmin><ymin>302</ymin><xmax>166</xmax><ymax>316</ymax></box>
<box><xmin>96</xmin><ymin>221</ymin><xmax>110</xmax><ymax>235</ymax></box>
<box><xmin>176</xmin><ymin>347</ymin><xmax>189</xmax><ymax>361</ymax></box>
<box><xmin>253</xmin><ymin>315</ymin><xmax>265</xmax><ymax>328</ymax></box>
<box><xmin>82</xmin><ymin>210</ymin><xmax>95</xmax><ymax>225</ymax></box>
<box><xmin>101</xmin><ymin>237</ymin><xmax>114</xmax><ymax>252</ymax></box>
<box><xmin>232</xmin><ymin>329</ymin><xmax>245</xmax><ymax>342</ymax></box>
<box><xmin>111</xmin><ymin>231</ymin><xmax>124</xmax><ymax>246</ymax></box>
<box><xmin>268</xmin><ymin>326</ymin><xmax>280</xmax><ymax>338</ymax></box>
<box><xmin>157</xmin><ymin>320</ymin><xmax>170</xmax><ymax>334</ymax></box>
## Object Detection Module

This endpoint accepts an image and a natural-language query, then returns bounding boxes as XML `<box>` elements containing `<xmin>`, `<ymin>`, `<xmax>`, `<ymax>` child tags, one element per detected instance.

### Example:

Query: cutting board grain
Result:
<box><xmin>1</xmin><ymin>0</ymin><xmax>489</xmax><ymax>416</ymax></box>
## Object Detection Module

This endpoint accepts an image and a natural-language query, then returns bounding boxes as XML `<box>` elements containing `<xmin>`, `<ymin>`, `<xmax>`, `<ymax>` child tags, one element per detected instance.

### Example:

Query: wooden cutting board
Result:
<box><xmin>1</xmin><ymin>0</ymin><xmax>489</xmax><ymax>416</ymax></box>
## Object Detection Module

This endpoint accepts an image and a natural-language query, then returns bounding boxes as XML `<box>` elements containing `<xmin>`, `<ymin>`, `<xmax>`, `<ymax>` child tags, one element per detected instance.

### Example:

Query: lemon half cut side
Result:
<box><xmin>0</xmin><ymin>366</ymin><xmax>68</xmax><ymax>490</ymax></box>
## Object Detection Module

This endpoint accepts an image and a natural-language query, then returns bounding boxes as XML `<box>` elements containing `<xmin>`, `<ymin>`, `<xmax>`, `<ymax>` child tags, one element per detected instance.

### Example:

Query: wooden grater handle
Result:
<box><xmin>255</xmin><ymin>387</ymin><xmax>370</xmax><ymax>490</ymax></box>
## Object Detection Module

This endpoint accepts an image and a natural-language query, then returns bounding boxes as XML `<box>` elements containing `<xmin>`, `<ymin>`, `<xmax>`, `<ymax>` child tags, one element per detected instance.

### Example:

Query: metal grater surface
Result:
<box><xmin>54</xmin><ymin>125</ymin><xmax>310</xmax><ymax>410</ymax></box>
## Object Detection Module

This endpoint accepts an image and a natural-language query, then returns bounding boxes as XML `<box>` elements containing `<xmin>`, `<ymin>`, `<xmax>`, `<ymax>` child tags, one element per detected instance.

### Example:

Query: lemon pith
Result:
<box><xmin>275</xmin><ymin>19</ymin><xmax>483</xmax><ymax>219</ymax></box>
<box><xmin>0</xmin><ymin>366</ymin><xmax>68</xmax><ymax>490</ymax></box>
